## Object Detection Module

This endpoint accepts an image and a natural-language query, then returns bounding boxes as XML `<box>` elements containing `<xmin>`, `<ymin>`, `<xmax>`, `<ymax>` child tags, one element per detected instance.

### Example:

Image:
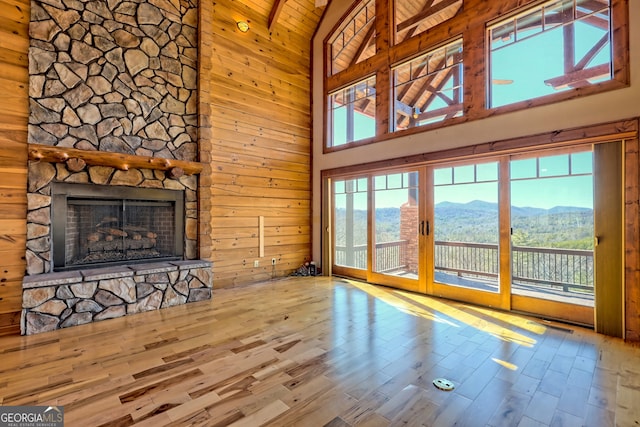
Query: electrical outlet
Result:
<box><xmin>272</xmin><ymin>258</ymin><xmax>276</xmax><ymax>265</ymax></box>
<box><xmin>254</xmin><ymin>260</ymin><xmax>259</xmax><ymax>267</ymax></box>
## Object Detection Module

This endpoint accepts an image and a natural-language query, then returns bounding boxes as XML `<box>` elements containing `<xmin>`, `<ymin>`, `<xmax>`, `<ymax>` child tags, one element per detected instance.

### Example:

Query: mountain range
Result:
<box><xmin>436</xmin><ymin>199</ymin><xmax>592</xmax><ymax>217</ymax></box>
<box><xmin>335</xmin><ymin>200</ymin><xmax>593</xmax><ymax>249</ymax></box>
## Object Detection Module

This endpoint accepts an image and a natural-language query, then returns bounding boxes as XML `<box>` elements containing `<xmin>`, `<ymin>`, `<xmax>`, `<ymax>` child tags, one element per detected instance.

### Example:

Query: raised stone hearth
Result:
<box><xmin>22</xmin><ymin>260</ymin><xmax>212</xmax><ymax>335</ymax></box>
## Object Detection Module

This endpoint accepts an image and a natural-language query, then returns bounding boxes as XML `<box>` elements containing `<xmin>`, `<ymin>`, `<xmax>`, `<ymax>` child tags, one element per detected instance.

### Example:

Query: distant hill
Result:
<box><xmin>438</xmin><ymin>200</ymin><xmax>591</xmax><ymax>217</ymax></box>
<box><xmin>335</xmin><ymin>200</ymin><xmax>593</xmax><ymax>249</ymax></box>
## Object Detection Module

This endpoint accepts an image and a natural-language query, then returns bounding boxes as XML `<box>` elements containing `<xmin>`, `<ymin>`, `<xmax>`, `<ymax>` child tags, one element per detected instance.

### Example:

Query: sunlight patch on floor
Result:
<box><xmin>464</xmin><ymin>305</ymin><xmax>547</xmax><ymax>335</ymax></box>
<box><xmin>345</xmin><ymin>279</ymin><xmax>538</xmax><ymax>347</ymax></box>
<box><xmin>346</xmin><ymin>280</ymin><xmax>458</xmax><ymax>327</ymax></box>
<box><xmin>491</xmin><ymin>357</ymin><xmax>519</xmax><ymax>371</ymax></box>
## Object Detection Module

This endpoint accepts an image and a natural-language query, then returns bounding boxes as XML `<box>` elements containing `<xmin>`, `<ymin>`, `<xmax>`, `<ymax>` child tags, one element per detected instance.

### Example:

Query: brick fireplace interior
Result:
<box><xmin>52</xmin><ymin>183</ymin><xmax>184</xmax><ymax>271</ymax></box>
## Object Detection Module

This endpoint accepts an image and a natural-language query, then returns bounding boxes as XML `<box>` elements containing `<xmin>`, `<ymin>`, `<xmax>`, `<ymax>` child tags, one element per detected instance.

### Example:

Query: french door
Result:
<box><xmin>428</xmin><ymin>159</ymin><xmax>510</xmax><ymax>309</ymax></box>
<box><xmin>330</xmin><ymin>143</ymin><xmax>622</xmax><ymax>327</ymax></box>
<box><xmin>331</xmin><ymin>170</ymin><xmax>422</xmax><ymax>291</ymax></box>
<box><xmin>509</xmin><ymin>149</ymin><xmax>595</xmax><ymax>325</ymax></box>
<box><xmin>426</xmin><ymin>150</ymin><xmax>597</xmax><ymax>324</ymax></box>
<box><xmin>369</xmin><ymin>171</ymin><xmax>421</xmax><ymax>292</ymax></box>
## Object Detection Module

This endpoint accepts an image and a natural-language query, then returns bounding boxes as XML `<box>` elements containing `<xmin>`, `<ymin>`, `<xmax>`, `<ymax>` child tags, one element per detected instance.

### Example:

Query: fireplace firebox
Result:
<box><xmin>52</xmin><ymin>183</ymin><xmax>184</xmax><ymax>271</ymax></box>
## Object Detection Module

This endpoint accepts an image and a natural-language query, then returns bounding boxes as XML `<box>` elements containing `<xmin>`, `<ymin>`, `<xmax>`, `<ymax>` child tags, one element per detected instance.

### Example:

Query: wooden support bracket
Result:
<box><xmin>28</xmin><ymin>144</ymin><xmax>205</xmax><ymax>175</ymax></box>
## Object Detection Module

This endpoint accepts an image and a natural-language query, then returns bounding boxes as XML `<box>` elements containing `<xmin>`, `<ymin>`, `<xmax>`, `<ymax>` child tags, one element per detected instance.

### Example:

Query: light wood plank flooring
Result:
<box><xmin>1</xmin><ymin>277</ymin><xmax>639</xmax><ymax>426</ymax></box>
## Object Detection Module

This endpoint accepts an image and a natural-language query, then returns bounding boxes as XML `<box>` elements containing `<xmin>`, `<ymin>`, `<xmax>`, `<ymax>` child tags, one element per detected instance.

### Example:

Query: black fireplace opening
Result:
<box><xmin>52</xmin><ymin>183</ymin><xmax>184</xmax><ymax>271</ymax></box>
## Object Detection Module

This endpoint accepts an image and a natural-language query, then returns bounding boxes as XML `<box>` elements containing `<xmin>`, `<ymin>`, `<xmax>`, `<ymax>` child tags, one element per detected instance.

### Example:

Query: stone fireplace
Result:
<box><xmin>22</xmin><ymin>161</ymin><xmax>211</xmax><ymax>336</ymax></box>
<box><xmin>22</xmin><ymin>0</ymin><xmax>212</xmax><ymax>335</ymax></box>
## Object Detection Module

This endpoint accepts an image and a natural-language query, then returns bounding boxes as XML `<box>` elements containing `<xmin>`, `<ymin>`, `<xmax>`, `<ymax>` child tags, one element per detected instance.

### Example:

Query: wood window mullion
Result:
<box><xmin>463</xmin><ymin>24</ymin><xmax>485</xmax><ymax>120</ymax></box>
<box><xmin>375</xmin><ymin>0</ymin><xmax>391</xmax><ymax>139</ymax></box>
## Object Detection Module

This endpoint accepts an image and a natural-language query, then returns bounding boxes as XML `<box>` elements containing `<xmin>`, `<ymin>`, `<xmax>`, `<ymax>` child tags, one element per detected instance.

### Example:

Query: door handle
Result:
<box><xmin>419</xmin><ymin>221</ymin><xmax>431</xmax><ymax>236</ymax></box>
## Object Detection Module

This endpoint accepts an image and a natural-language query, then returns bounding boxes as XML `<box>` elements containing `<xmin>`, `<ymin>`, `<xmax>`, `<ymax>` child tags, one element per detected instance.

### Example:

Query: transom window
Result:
<box><xmin>511</xmin><ymin>151</ymin><xmax>593</xmax><ymax>180</ymax></box>
<box><xmin>434</xmin><ymin>162</ymin><xmax>499</xmax><ymax>186</ymax></box>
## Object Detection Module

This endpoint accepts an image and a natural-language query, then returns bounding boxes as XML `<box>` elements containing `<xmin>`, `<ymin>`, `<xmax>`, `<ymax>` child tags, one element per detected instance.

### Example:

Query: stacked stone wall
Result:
<box><xmin>28</xmin><ymin>0</ymin><xmax>198</xmax><ymax>159</ymax></box>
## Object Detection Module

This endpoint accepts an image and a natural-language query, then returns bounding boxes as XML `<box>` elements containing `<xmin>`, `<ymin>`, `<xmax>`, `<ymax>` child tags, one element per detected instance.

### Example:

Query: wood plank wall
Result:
<box><xmin>204</xmin><ymin>0</ymin><xmax>322</xmax><ymax>287</ymax></box>
<box><xmin>0</xmin><ymin>0</ymin><xmax>29</xmax><ymax>335</ymax></box>
<box><xmin>198</xmin><ymin>0</ymin><xmax>214</xmax><ymax>264</ymax></box>
<box><xmin>625</xmin><ymin>135</ymin><xmax>640</xmax><ymax>341</ymax></box>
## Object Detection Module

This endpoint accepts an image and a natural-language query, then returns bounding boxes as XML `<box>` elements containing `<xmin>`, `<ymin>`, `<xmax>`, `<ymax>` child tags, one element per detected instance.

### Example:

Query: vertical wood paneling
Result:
<box><xmin>199</xmin><ymin>0</ymin><xmax>214</xmax><ymax>262</ymax></box>
<box><xmin>0</xmin><ymin>0</ymin><xmax>29</xmax><ymax>335</ymax></box>
<box><xmin>594</xmin><ymin>141</ymin><xmax>624</xmax><ymax>337</ymax></box>
<box><xmin>625</xmin><ymin>134</ymin><xmax>640</xmax><ymax>341</ymax></box>
<box><xmin>206</xmin><ymin>0</ymin><xmax>320</xmax><ymax>287</ymax></box>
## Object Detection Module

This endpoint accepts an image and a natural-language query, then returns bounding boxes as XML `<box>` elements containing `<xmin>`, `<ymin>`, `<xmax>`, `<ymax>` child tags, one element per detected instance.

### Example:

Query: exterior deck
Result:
<box><xmin>336</xmin><ymin>240</ymin><xmax>594</xmax><ymax>306</ymax></box>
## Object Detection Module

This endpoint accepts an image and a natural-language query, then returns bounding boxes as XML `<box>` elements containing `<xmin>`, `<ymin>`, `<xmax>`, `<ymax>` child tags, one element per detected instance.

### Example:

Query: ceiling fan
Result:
<box><xmin>492</xmin><ymin>78</ymin><xmax>514</xmax><ymax>85</ymax></box>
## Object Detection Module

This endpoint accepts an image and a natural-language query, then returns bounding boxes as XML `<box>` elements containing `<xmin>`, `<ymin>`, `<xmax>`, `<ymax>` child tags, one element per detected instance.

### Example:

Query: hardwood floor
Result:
<box><xmin>1</xmin><ymin>277</ymin><xmax>639</xmax><ymax>426</ymax></box>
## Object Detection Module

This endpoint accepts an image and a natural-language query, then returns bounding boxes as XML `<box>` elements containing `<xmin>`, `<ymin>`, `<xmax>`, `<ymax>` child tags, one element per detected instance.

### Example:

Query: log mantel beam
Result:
<box><xmin>28</xmin><ymin>144</ymin><xmax>205</xmax><ymax>175</ymax></box>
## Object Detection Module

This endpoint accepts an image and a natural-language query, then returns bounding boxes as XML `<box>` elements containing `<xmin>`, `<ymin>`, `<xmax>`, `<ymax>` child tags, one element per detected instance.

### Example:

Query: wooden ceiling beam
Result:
<box><xmin>396</xmin><ymin>0</ymin><xmax>459</xmax><ymax>33</ymax></box>
<box><xmin>268</xmin><ymin>0</ymin><xmax>288</xmax><ymax>31</ymax></box>
<box><xmin>544</xmin><ymin>63</ymin><xmax>610</xmax><ymax>89</ymax></box>
<box><xmin>575</xmin><ymin>34</ymin><xmax>609</xmax><ymax>71</ymax></box>
<box><xmin>350</xmin><ymin>24</ymin><xmax>376</xmax><ymax>67</ymax></box>
<box><xmin>414</xmin><ymin>103</ymin><xmax>463</xmax><ymax>122</ymax></box>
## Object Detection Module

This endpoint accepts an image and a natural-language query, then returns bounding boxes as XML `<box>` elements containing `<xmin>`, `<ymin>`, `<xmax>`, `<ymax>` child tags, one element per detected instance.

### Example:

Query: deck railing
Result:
<box><xmin>434</xmin><ymin>241</ymin><xmax>499</xmax><ymax>279</ymax></box>
<box><xmin>511</xmin><ymin>245</ymin><xmax>594</xmax><ymax>292</ymax></box>
<box><xmin>335</xmin><ymin>240</ymin><xmax>594</xmax><ymax>294</ymax></box>
<box><xmin>334</xmin><ymin>240</ymin><xmax>408</xmax><ymax>272</ymax></box>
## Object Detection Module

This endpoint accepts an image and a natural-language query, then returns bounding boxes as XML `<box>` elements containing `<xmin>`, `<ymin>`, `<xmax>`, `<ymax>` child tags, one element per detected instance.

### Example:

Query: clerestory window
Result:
<box><xmin>393</xmin><ymin>39</ymin><xmax>463</xmax><ymax>131</ymax></box>
<box><xmin>322</xmin><ymin>0</ymin><xmax>627</xmax><ymax>151</ymax></box>
<box><xmin>394</xmin><ymin>0</ymin><xmax>463</xmax><ymax>44</ymax></box>
<box><xmin>328</xmin><ymin>76</ymin><xmax>376</xmax><ymax>147</ymax></box>
<box><xmin>488</xmin><ymin>0</ymin><xmax>612</xmax><ymax>108</ymax></box>
<box><xmin>329</xmin><ymin>0</ymin><xmax>376</xmax><ymax>76</ymax></box>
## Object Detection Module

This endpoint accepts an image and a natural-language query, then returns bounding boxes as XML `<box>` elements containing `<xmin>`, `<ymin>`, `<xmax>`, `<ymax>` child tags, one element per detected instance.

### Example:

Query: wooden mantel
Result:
<box><xmin>28</xmin><ymin>144</ymin><xmax>205</xmax><ymax>176</ymax></box>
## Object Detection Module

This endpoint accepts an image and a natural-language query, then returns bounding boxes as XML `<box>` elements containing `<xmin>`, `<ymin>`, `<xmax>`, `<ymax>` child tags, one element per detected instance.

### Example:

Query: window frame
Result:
<box><xmin>327</xmin><ymin>75</ymin><xmax>378</xmax><ymax>148</ymax></box>
<box><xmin>392</xmin><ymin>38</ymin><xmax>464</xmax><ymax>131</ymax></box>
<box><xmin>486</xmin><ymin>0</ymin><xmax>614</xmax><ymax>109</ymax></box>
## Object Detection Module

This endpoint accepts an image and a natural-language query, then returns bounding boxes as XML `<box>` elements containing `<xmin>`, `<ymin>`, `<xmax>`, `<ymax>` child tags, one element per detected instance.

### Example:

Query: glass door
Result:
<box><xmin>328</xmin><ymin>146</ymin><xmax>600</xmax><ymax>326</ymax></box>
<box><xmin>369</xmin><ymin>171</ymin><xmax>421</xmax><ymax>292</ymax></box>
<box><xmin>509</xmin><ymin>149</ymin><xmax>595</xmax><ymax>326</ymax></box>
<box><xmin>429</xmin><ymin>160</ymin><xmax>508</xmax><ymax>308</ymax></box>
<box><xmin>332</xmin><ymin>176</ymin><xmax>368</xmax><ymax>280</ymax></box>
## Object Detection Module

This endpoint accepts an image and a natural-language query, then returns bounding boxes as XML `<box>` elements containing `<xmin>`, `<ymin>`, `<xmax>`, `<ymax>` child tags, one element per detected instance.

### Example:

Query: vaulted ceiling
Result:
<box><xmin>268</xmin><ymin>0</ymin><xmax>331</xmax><ymax>31</ymax></box>
<box><xmin>235</xmin><ymin>0</ymin><xmax>327</xmax><ymax>40</ymax></box>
